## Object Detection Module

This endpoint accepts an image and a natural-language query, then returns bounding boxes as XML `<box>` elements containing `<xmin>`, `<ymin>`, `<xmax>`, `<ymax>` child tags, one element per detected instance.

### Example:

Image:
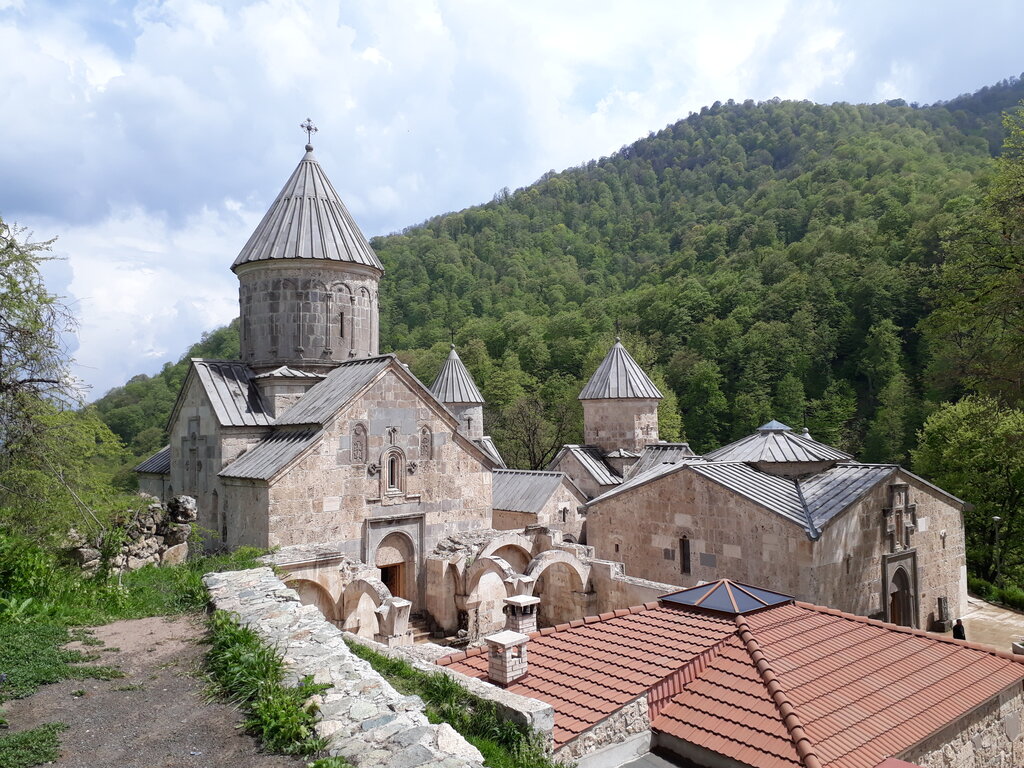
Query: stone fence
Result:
<box><xmin>203</xmin><ymin>567</ymin><xmax>485</xmax><ymax>768</ymax></box>
<box><xmin>68</xmin><ymin>495</ymin><xmax>196</xmax><ymax>573</ymax></box>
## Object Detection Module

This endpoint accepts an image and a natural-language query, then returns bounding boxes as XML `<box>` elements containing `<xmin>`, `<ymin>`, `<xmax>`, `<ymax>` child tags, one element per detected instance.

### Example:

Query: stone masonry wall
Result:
<box><xmin>204</xmin><ymin>567</ymin><xmax>485</xmax><ymax>768</ymax></box>
<box><xmin>811</xmin><ymin>470</ymin><xmax>967</xmax><ymax>629</ymax></box>
<box><xmin>587</xmin><ymin>468</ymin><xmax>813</xmax><ymax>595</ymax></box>
<box><xmin>903</xmin><ymin>684</ymin><xmax>1024</xmax><ymax>768</ymax></box>
<box><xmin>582</xmin><ymin>399</ymin><xmax>659</xmax><ymax>454</ymax></box>
<box><xmin>555</xmin><ymin>695</ymin><xmax>650</xmax><ymax>762</ymax></box>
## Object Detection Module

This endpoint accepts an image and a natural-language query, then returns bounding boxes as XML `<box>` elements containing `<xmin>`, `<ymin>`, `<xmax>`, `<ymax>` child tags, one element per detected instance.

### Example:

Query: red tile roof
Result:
<box><xmin>438</xmin><ymin>592</ymin><xmax>1024</xmax><ymax>767</ymax></box>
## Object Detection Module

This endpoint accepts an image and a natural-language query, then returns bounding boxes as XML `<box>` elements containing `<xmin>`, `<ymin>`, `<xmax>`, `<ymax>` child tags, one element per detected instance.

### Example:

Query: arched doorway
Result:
<box><xmin>375</xmin><ymin>532</ymin><xmax>415</xmax><ymax>603</ymax></box>
<box><xmin>889</xmin><ymin>567</ymin><xmax>913</xmax><ymax>627</ymax></box>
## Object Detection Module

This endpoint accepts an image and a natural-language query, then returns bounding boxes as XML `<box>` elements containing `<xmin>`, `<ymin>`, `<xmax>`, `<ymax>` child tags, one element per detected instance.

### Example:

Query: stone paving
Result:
<box><xmin>952</xmin><ymin>595</ymin><xmax>1024</xmax><ymax>654</ymax></box>
<box><xmin>204</xmin><ymin>568</ymin><xmax>484</xmax><ymax>768</ymax></box>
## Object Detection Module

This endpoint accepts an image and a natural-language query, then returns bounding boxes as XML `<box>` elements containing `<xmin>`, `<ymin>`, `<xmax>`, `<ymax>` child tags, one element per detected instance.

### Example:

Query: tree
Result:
<box><xmin>0</xmin><ymin>218</ymin><xmax>78</xmax><ymax>466</ymax></box>
<box><xmin>912</xmin><ymin>395</ymin><xmax>1024</xmax><ymax>583</ymax></box>
<box><xmin>926</xmin><ymin>105</ymin><xmax>1024</xmax><ymax>403</ymax></box>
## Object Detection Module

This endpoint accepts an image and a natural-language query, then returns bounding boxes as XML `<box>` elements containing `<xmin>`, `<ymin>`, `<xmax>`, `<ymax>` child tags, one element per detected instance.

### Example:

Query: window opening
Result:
<box><xmin>680</xmin><ymin>536</ymin><xmax>691</xmax><ymax>575</ymax></box>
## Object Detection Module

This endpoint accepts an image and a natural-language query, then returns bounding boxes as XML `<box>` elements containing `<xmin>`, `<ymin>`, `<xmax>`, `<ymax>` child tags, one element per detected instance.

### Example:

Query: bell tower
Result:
<box><xmin>233</xmin><ymin>123</ymin><xmax>384</xmax><ymax>374</ymax></box>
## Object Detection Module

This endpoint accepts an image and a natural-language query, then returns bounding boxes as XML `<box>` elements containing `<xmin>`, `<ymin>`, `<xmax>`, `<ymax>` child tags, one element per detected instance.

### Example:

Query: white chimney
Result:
<box><xmin>484</xmin><ymin>629</ymin><xmax>529</xmax><ymax>686</ymax></box>
<box><xmin>503</xmin><ymin>595</ymin><xmax>540</xmax><ymax>635</ymax></box>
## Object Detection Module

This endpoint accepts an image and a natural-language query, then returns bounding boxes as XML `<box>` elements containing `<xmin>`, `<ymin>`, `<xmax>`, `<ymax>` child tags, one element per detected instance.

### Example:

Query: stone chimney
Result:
<box><xmin>503</xmin><ymin>595</ymin><xmax>540</xmax><ymax>635</ymax></box>
<box><xmin>484</xmin><ymin>629</ymin><xmax>530</xmax><ymax>686</ymax></box>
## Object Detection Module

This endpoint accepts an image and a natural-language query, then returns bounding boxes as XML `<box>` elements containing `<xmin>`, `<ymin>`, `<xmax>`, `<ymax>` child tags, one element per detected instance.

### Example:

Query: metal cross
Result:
<box><xmin>300</xmin><ymin>118</ymin><xmax>318</xmax><ymax>143</ymax></box>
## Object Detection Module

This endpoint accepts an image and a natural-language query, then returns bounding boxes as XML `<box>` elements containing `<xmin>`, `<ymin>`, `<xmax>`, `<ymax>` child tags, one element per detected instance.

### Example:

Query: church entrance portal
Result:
<box><xmin>889</xmin><ymin>567</ymin><xmax>913</xmax><ymax>627</ymax></box>
<box><xmin>375</xmin><ymin>532</ymin><xmax>415</xmax><ymax>604</ymax></box>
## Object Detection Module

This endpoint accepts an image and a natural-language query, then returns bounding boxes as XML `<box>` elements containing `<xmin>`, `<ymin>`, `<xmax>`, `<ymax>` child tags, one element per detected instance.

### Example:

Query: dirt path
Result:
<box><xmin>3</xmin><ymin>615</ymin><xmax>309</xmax><ymax>768</ymax></box>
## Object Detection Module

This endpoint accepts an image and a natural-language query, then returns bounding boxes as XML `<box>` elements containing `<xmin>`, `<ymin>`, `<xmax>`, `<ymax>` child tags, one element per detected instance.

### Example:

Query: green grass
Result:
<box><xmin>0</xmin><ymin>723</ymin><xmax>68</xmax><ymax>768</ymax></box>
<box><xmin>205</xmin><ymin>610</ymin><xmax>330</xmax><ymax>757</ymax></box>
<box><xmin>345</xmin><ymin>639</ymin><xmax>565</xmax><ymax>768</ymax></box>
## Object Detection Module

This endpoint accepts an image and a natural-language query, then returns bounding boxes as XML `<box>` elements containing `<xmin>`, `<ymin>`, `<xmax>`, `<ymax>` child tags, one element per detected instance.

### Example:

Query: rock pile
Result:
<box><xmin>68</xmin><ymin>495</ymin><xmax>197</xmax><ymax>573</ymax></box>
<box><xmin>204</xmin><ymin>567</ymin><xmax>485</xmax><ymax>768</ymax></box>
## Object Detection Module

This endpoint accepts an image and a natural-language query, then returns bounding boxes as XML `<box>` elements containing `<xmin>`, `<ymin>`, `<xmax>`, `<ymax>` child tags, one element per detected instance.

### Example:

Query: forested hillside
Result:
<box><xmin>97</xmin><ymin>76</ymin><xmax>1024</xmax><ymax>469</ymax></box>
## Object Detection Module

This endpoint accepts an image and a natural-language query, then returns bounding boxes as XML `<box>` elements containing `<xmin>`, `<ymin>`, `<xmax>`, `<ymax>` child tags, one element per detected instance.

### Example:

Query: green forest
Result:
<box><xmin>5</xmin><ymin>75</ymin><xmax>1024</xmax><ymax>586</ymax></box>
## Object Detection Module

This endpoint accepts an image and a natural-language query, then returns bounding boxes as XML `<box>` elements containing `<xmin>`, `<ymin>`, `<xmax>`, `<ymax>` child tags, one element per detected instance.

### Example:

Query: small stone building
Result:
<box><xmin>491</xmin><ymin>469</ymin><xmax>587</xmax><ymax>540</ymax></box>
<box><xmin>585</xmin><ymin>420</ymin><xmax>968</xmax><ymax>630</ymax></box>
<box><xmin>440</xmin><ymin>579</ymin><xmax>1024</xmax><ymax>768</ymax></box>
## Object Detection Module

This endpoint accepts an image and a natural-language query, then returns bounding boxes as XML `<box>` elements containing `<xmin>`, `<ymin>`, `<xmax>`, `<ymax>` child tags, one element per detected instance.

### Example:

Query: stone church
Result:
<box><xmin>136</xmin><ymin>136</ymin><xmax>969</xmax><ymax>644</ymax></box>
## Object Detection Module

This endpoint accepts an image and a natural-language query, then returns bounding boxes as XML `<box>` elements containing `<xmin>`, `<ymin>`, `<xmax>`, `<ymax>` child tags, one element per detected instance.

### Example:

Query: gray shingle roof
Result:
<box><xmin>492</xmin><ymin>470</ymin><xmax>578</xmax><ymax>514</ymax></box>
<box><xmin>475</xmin><ymin>436</ymin><xmax>506</xmax><ymax>468</ymax></box>
<box><xmin>191</xmin><ymin>360</ymin><xmax>273</xmax><ymax>428</ymax></box>
<box><xmin>134</xmin><ymin>445</ymin><xmax>171</xmax><ymax>475</ymax></box>
<box><xmin>231</xmin><ymin>145</ymin><xmax>384</xmax><ymax>272</ymax></box>
<box><xmin>625</xmin><ymin>442</ymin><xmax>697</xmax><ymax>479</ymax></box>
<box><xmin>219</xmin><ymin>428</ymin><xmax>320</xmax><ymax>480</ymax></box>
<box><xmin>579</xmin><ymin>340</ymin><xmax>663</xmax><ymax>400</ymax></box>
<box><xmin>549</xmin><ymin>445</ymin><xmax>622</xmax><ymax>487</ymax></box>
<box><xmin>274</xmin><ymin>356</ymin><xmax>391</xmax><ymax>426</ymax></box>
<box><xmin>253</xmin><ymin>365</ymin><xmax>325</xmax><ymax>380</ymax></box>
<box><xmin>703</xmin><ymin>421</ymin><xmax>851</xmax><ymax>464</ymax></box>
<box><xmin>431</xmin><ymin>345</ymin><xmax>485</xmax><ymax>404</ymax></box>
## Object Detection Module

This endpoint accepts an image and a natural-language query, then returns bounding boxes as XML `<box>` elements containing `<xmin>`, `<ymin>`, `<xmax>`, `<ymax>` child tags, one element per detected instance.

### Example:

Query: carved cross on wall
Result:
<box><xmin>386</xmin><ymin>426</ymin><xmax>399</xmax><ymax>445</ymax></box>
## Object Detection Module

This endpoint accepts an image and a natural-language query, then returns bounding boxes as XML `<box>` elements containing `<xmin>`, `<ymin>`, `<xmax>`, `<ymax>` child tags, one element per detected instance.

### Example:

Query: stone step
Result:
<box><xmin>408</xmin><ymin>617</ymin><xmax>432</xmax><ymax>645</ymax></box>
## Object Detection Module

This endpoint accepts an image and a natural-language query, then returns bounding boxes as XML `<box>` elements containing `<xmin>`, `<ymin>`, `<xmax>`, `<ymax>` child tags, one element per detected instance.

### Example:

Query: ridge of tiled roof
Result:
<box><xmin>231</xmin><ymin>144</ymin><xmax>384</xmax><ymax>272</ymax></box>
<box><xmin>431</xmin><ymin>345</ymin><xmax>485</xmax><ymax>404</ymax></box>
<box><xmin>578</xmin><ymin>339</ymin><xmax>663</xmax><ymax>400</ymax></box>
<box><xmin>734</xmin><ymin>614</ymin><xmax>823</xmax><ymax>768</ymax></box>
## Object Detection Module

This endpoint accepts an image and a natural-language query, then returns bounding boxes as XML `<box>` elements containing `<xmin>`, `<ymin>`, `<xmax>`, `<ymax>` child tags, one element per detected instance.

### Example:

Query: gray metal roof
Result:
<box><xmin>589</xmin><ymin>459</ymin><xmax>907</xmax><ymax>538</ymax></box>
<box><xmin>549</xmin><ymin>445</ymin><xmax>622</xmax><ymax>486</ymax></box>
<box><xmin>475</xmin><ymin>436</ymin><xmax>506</xmax><ymax>468</ymax></box>
<box><xmin>703</xmin><ymin>421</ymin><xmax>851</xmax><ymax>464</ymax></box>
<box><xmin>134</xmin><ymin>445</ymin><xmax>171</xmax><ymax>475</ymax></box>
<box><xmin>579</xmin><ymin>339</ymin><xmax>663</xmax><ymax>400</ymax></box>
<box><xmin>253</xmin><ymin>365</ymin><xmax>325</xmax><ymax>380</ymax></box>
<box><xmin>219</xmin><ymin>428</ymin><xmax>320</xmax><ymax>480</ymax></box>
<box><xmin>192</xmin><ymin>360</ymin><xmax>273</xmax><ymax>427</ymax></box>
<box><xmin>431</xmin><ymin>345</ymin><xmax>485</xmax><ymax>404</ymax></box>
<box><xmin>274</xmin><ymin>356</ymin><xmax>391</xmax><ymax>425</ymax></box>
<box><xmin>231</xmin><ymin>145</ymin><xmax>384</xmax><ymax>272</ymax></box>
<box><xmin>492</xmin><ymin>469</ymin><xmax>579</xmax><ymax>514</ymax></box>
<box><xmin>625</xmin><ymin>442</ymin><xmax>697</xmax><ymax>479</ymax></box>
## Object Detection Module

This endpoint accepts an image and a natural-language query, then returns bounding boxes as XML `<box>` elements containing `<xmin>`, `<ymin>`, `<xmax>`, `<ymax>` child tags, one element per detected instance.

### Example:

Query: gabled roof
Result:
<box><xmin>548</xmin><ymin>445</ymin><xmax>622</xmax><ymax>488</ymax></box>
<box><xmin>172</xmin><ymin>360</ymin><xmax>273</xmax><ymax>429</ymax></box>
<box><xmin>274</xmin><ymin>356</ymin><xmax>392</xmax><ymax>425</ymax></box>
<box><xmin>704</xmin><ymin>421</ymin><xmax>851</xmax><ymax>464</ymax></box>
<box><xmin>439</xmin><ymin>584</ymin><xmax>1024</xmax><ymax>767</ymax></box>
<box><xmin>474</xmin><ymin>436</ymin><xmax>506</xmax><ymax>468</ymax></box>
<box><xmin>219</xmin><ymin>428</ymin><xmax>320</xmax><ymax>480</ymax></box>
<box><xmin>134</xmin><ymin>445</ymin><xmax>171</xmax><ymax>475</ymax></box>
<box><xmin>431</xmin><ymin>345</ymin><xmax>485</xmax><ymax>404</ymax></box>
<box><xmin>579</xmin><ymin>339</ymin><xmax>663</xmax><ymax>400</ymax></box>
<box><xmin>625</xmin><ymin>442</ymin><xmax>696</xmax><ymax>479</ymax></box>
<box><xmin>492</xmin><ymin>470</ymin><xmax>584</xmax><ymax>515</ymax></box>
<box><xmin>589</xmin><ymin>460</ymin><xmax>903</xmax><ymax>538</ymax></box>
<box><xmin>231</xmin><ymin>145</ymin><xmax>384</xmax><ymax>272</ymax></box>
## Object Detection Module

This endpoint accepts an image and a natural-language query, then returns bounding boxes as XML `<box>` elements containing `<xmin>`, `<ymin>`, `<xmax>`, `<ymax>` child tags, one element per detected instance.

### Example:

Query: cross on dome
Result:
<box><xmin>300</xmin><ymin>117</ymin><xmax>318</xmax><ymax>149</ymax></box>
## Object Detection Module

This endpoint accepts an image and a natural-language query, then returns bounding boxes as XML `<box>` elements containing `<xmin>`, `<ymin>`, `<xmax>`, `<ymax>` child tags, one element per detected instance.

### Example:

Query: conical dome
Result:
<box><xmin>232</xmin><ymin>144</ymin><xmax>384</xmax><ymax>272</ymax></box>
<box><xmin>579</xmin><ymin>339</ymin><xmax>662</xmax><ymax>400</ymax></box>
<box><xmin>431</xmin><ymin>345</ymin><xmax>484</xmax><ymax>404</ymax></box>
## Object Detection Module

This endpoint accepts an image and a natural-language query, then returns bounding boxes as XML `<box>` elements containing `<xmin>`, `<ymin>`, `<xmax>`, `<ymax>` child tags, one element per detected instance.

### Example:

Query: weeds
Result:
<box><xmin>0</xmin><ymin>723</ymin><xmax>68</xmax><ymax>768</ymax></box>
<box><xmin>345</xmin><ymin>640</ymin><xmax>563</xmax><ymax>768</ymax></box>
<box><xmin>205</xmin><ymin>611</ymin><xmax>329</xmax><ymax>756</ymax></box>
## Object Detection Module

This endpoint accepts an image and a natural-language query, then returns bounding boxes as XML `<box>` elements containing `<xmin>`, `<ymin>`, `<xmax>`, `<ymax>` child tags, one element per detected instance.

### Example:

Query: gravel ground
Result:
<box><xmin>2</xmin><ymin>615</ymin><xmax>310</xmax><ymax>768</ymax></box>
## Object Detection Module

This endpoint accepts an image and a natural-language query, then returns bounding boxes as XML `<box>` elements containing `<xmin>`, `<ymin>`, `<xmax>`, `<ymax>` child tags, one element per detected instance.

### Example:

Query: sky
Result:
<box><xmin>2</xmin><ymin>0</ymin><xmax>1023</xmax><ymax>400</ymax></box>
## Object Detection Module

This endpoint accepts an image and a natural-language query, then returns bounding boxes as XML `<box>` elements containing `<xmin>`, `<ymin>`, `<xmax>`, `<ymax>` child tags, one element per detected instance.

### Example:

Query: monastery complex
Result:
<box><xmin>136</xmin><ymin>141</ymin><xmax>1020</xmax><ymax>768</ymax></box>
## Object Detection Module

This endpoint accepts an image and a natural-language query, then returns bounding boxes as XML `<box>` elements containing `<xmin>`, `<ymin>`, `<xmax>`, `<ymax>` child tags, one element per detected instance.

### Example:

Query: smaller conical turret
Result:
<box><xmin>580</xmin><ymin>338</ymin><xmax>662</xmax><ymax>454</ymax></box>
<box><xmin>432</xmin><ymin>345</ymin><xmax>486</xmax><ymax>440</ymax></box>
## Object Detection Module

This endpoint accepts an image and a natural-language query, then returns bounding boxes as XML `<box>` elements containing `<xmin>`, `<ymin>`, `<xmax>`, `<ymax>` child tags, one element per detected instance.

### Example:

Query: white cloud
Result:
<box><xmin>1</xmin><ymin>0</ymin><xmax>1023</xmax><ymax>398</ymax></box>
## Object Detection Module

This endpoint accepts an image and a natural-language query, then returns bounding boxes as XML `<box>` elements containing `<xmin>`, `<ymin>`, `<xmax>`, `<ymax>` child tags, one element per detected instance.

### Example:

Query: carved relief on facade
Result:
<box><xmin>351</xmin><ymin>423</ymin><xmax>367</xmax><ymax>464</ymax></box>
<box><xmin>883</xmin><ymin>482</ymin><xmax>916</xmax><ymax>553</ymax></box>
<box><xmin>419</xmin><ymin>426</ymin><xmax>433</xmax><ymax>459</ymax></box>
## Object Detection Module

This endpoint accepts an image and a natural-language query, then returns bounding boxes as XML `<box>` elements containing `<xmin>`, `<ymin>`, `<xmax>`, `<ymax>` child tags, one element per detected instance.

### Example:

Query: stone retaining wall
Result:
<box><xmin>203</xmin><ymin>567</ymin><xmax>485</xmax><ymax>768</ymax></box>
